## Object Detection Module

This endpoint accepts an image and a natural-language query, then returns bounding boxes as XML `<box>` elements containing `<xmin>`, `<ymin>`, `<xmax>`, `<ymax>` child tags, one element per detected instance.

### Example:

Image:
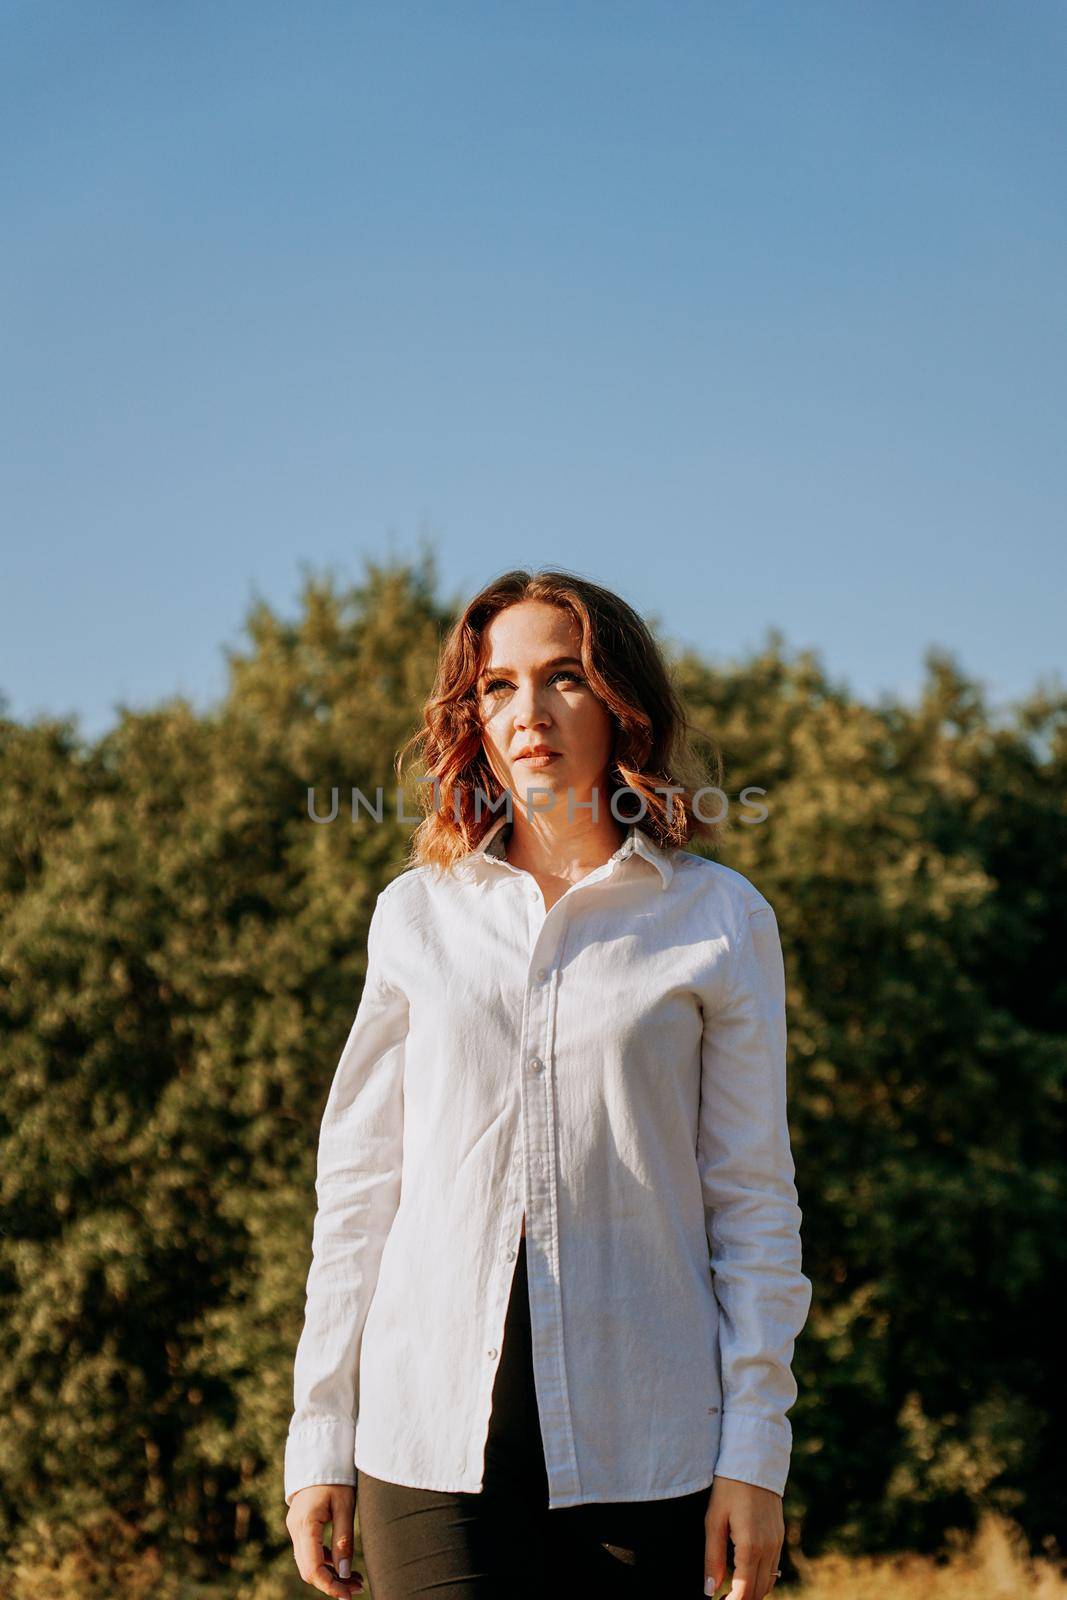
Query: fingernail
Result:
<box><xmin>339</xmin><ymin>1558</ymin><xmax>351</xmax><ymax>1579</ymax></box>
<box><xmin>704</xmin><ymin>1580</ymin><xmax>716</xmax><ymax>1596</ymax></box>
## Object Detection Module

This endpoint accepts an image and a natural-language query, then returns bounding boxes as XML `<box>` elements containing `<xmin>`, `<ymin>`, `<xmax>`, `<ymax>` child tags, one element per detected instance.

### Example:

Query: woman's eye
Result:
<box><xmin>482</xmin><ymin>672</ymin><xmax>584</xmax><ymax>695</ymax></box>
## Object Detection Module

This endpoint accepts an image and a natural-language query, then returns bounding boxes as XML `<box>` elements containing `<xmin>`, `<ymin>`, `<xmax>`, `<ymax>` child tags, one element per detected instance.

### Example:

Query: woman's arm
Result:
<box><xmin>284</xmin><ymin>889</ymin><xmax>409</xmax><ymax>1507</ymax></box>
<box><xmin>697</xmin><ymin>895</ymin><xmax>812</xmax><ymax>1499</ymax></box>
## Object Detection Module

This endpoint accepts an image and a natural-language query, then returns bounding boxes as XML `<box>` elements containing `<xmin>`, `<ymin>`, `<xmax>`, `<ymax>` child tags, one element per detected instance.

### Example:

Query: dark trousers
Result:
<box><xmin>356</xmin><ymin>1233</ymin><xmax>711</xmax><ymax>1598</ymax></box>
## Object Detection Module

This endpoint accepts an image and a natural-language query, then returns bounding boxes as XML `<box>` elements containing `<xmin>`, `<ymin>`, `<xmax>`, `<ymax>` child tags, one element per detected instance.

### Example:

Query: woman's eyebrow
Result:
<box><xmin>480</xmin><ymin>655</ymin><xmax>583</xmax><ymax>678</ymax></box>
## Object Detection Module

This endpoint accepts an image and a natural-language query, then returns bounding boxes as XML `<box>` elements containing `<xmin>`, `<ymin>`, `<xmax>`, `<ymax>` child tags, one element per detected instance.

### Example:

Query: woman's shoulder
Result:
<box><xmin>375</xmin><ymin>863</ymin><xmax>429</xmax><ymax>909</ymax></box>
<box><xmin>372</xmin><ymin>860</ymin><xmax>447</xmax><ymax>924</ymax></box>
<box><xmin>671</xmin><ymin>847</ymin><xmax>776</xmax><ymax>921</ymax></box>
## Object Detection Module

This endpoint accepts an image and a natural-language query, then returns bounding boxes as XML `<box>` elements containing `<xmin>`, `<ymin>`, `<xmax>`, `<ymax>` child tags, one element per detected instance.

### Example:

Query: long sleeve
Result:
<box><xmin>697</xmin><ymin>898</ymin><xmax>812</xmax><ymax>1497</ymax></box>
<box><xmin>284</xmin><ymin>891</ymin><xmax>409</xmax><ymax>1506</ymax></box>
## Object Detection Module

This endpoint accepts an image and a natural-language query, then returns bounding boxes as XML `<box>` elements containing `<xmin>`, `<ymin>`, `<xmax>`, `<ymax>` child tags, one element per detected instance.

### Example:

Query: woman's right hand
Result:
<box><xmin>286</xmin><ymin>1483</ymin><xmax>364</xmax><ymax>1597</ymax></box>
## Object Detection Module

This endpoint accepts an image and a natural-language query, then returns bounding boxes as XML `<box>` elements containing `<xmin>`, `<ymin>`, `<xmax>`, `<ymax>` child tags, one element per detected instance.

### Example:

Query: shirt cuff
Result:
<box><xmin>284</xmin><ymin>1417</ymin><xmax>357</xmax><ymax>1507</ymax></box>
<box><xmin>713</xmin><ymin>1410</ymin><xmax>792</xmax><ymax>1498</ymax></box>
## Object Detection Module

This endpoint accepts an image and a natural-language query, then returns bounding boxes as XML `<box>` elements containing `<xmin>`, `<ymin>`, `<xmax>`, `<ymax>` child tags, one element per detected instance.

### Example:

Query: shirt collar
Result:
<box><xmin>455</xmin><ymin>811</ymin><xmax>674</xmax><ymax>890</ymax></box>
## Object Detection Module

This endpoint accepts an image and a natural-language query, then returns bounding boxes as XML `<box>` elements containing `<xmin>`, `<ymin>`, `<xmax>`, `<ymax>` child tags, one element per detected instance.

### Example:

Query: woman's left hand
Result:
<box><xmin>703</xmin><ymin>1474</ymin><xmax>784</xmax><ymax>1598</ymax></box>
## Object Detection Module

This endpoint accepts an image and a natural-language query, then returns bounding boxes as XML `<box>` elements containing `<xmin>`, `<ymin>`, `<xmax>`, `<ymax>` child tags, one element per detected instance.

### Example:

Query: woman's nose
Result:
<box><xmin>512</xmin><ymin>690</ymin><xmax>550</xmax><ymax>729</ymax></box>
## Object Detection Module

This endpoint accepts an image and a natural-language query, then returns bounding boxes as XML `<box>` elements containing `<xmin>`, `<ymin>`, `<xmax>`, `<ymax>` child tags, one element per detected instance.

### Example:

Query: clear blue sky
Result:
<box><xmin>2</xmin><ymin>0</ymin><xmax>1065</xmax><ymax>740</ymax></box>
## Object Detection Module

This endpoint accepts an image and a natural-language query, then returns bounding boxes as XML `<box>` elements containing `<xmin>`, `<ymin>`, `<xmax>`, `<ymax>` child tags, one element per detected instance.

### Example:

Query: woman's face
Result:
<box><xmin>476</xmin><ymin>601</ymin><xmax>616</xmax><ymax>820</ymax></box>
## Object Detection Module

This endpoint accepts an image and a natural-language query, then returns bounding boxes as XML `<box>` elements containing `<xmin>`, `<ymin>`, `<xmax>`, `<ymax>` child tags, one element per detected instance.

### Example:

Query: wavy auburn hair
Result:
<box><xmin>395</xmin><ymin>568</ymin><xmax>724</xmax><ymax>873</ymax></box>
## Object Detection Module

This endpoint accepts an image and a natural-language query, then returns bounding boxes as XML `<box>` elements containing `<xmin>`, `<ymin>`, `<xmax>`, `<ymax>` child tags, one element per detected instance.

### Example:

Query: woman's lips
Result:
<box><xmin>516</xmin><ymin>752</ymin><xmax>560</xmax><ymax>766</ymax></box>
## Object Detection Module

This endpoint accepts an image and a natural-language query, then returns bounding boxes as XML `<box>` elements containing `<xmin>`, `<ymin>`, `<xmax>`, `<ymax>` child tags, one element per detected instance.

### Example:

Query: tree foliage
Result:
<box><xmin>0</xmin><ymin>554</ymin><xmax>1063</xmax><ymax>1589</ymax></box>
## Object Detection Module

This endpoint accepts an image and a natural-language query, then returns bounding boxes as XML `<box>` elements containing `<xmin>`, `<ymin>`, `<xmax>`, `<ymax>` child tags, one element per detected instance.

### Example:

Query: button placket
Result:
<box><xmin>523</xmin><ymin>920</ymin><xmax>558</xmax><ymax>1182</ymax></box>
<box><xmin>516</xmin><ymin>895</ymin><xmax>583</xmax><ymax>1503</ymax></box>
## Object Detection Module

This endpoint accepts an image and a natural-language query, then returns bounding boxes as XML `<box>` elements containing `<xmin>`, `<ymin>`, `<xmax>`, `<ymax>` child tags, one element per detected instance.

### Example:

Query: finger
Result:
<box><xmin>322</xmin><ymin>1542</ymin><xmax>364</xmax><ymax>1596</ymax></box>
<box><xmin>329</xmin><ymin>1495</ymin><xmax>358</xmax><ymax>1588</ymax></box>
<box><xmin>312</xmin><ymin>1551</ymin><xmax>357</xmax><ymax>1598</ymax></box>
<box><xmin>753</xmin><ymin>1549</ymin><xmax>775</xmax><ymax>1599</ymax></box>
<box><xmin>293</xmin><ymin>1519</ymin><xmax>355</xmax><ymax>1599</ymax></box>
<box><xmin>725</xmin><ymin>1544</ymin><xmax>759</xmax><ymax>1599</ymax></box>
<box><xmin>704</xmin><ymin>1513</ymin><xmax>728</xmax><ymax>1594</ymax></box>
<box><xmin>291</xmin><ymin>1512</ymin><xmax>325</xmax><ymax>1586</ymax></box>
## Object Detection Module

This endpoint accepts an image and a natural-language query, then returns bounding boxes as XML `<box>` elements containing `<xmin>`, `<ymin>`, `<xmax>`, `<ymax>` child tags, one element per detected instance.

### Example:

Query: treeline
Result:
<box><xmin>0</xmin><ymin>554</ymin><xmax>1064</xmax><ymax>1592</ymax></box>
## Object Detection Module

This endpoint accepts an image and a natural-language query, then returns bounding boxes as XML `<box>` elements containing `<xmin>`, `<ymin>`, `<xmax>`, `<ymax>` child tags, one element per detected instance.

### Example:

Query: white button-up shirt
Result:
<box><xmin>284</xmin><ymin>813</ymin><xmax>812</xmax><ymax>1509</ymax></box>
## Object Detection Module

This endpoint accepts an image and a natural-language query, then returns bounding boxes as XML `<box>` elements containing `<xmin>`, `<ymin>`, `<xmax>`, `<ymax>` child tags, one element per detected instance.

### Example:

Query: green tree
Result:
<box><xmin>0</xmin><ymin>555</ymin><xmax>1063</xmax><ymax>1593</ymax></box>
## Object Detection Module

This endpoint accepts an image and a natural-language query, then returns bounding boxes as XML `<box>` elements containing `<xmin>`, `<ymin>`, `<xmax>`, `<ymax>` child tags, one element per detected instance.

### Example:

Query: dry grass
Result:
<box><xmin>788</xmin><ymin>1509</ymin><xmax>1067</xmax><ymax>1599</ymax></box>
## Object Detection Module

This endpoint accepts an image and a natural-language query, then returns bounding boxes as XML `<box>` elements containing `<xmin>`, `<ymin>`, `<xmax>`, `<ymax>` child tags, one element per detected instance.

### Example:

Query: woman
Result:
<box><xmin>284</xmin><ymin>570</ymin><xmax>812</xmax><ymax>1599</ymax></box>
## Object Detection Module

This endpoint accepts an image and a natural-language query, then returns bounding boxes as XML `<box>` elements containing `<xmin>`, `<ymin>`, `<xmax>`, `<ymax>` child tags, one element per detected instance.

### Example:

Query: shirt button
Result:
<box><xmin>528</xmin><ymin>1056</ymin><xmax>543</xmax><ymax>1073</ymax></box>
<box><xmin>535</xmin><ymin>967</ymin><xmax>548</xmax><ymax>982</ymax></box>
<box><xmin>487</xmin><ymin>1348</ymin><xmax>498</xmax><ymax>1360</ymax></box>
<box><xmin>505</xmin><ymin>1248</ymin><xmax>516</xmax><ymax>1260</ymax></box>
